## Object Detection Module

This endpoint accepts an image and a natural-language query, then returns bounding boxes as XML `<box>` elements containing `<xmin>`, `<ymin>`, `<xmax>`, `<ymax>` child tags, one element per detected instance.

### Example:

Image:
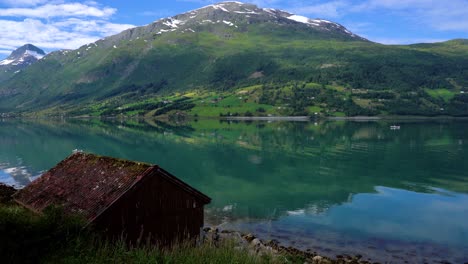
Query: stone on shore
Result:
<box><xmin>202</xmin><ymin>227</ymin><xmax>373</xmax><ymax>264</ymax></box>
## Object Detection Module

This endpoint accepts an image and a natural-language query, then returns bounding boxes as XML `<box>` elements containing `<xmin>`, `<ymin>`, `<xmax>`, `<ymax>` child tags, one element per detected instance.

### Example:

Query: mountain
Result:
<box><xmin>0</xmin><ymin>1</ymin><xmax>467</xmax><ymax>117</ymax></box>
<box><xmin>0</xmin><ymin>44</ymin><xmax>46</xmax><ymax>82</ymax></box>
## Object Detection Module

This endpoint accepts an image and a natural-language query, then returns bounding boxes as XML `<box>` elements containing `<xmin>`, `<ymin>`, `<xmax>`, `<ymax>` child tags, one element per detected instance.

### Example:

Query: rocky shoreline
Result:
<box><xmin>203</xmin><ymin>227</ymin><xmax>373</xmax><ymax>264</ymax></box>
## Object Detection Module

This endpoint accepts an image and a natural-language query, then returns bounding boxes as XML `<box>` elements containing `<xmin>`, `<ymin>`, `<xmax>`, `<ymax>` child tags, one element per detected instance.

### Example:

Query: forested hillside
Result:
<box><xmin>0</xmin><ymin>2</ymin><xmax>466</xmax><ymax>117</ymax></box>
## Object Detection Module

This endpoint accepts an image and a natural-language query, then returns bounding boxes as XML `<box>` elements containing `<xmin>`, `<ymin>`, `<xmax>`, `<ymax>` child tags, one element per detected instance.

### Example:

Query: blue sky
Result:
<box><xmin>0</xmin><ymin>0</ymin><xmax>467</xmax><ymax>59</ymax></box>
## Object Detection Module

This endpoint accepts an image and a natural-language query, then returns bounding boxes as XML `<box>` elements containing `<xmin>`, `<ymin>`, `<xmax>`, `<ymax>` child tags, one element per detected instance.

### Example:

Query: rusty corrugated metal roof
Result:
<box><xmin>13</xmin><ymin>152</ymin><xmax>210</xmax><ymax>222</ymax></box>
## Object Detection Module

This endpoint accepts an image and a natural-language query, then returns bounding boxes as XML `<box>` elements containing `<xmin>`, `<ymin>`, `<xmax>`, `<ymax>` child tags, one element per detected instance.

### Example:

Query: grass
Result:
<box><xmin>332</xmin><ymin>111</ymin><xmax>346</xmax><ymax>117</ymax></box>
<box><xmin>0</xmin><ymin>205</ymin><xmax>85</xmax><ymax>264</ymax></box>
<box><xmin>46</xmin><ymin>238</ymin><xmax>277</xmax><ymax>264</ymax></box>
<box><xmin>0</xmin><ymin>202</ymin><xmax>296</xmax><ymax>264</ymax></box>
<box><xmin>425</xmin><ymin>88</ymin><xmax>456</xmax><ymax>102</ymax></box>
<box><xmin>307</xmin><ymin>106</ymin><xmax>322</xmax><ymax>114</ymax></box>
<box><xmin>353</xmin><ymin>98</ymin><xmax>373</xmax><ymax>108</ymax></box>
<box><xmin>48</xmin><ymin>80</ymin><xmax>360</xmax><ymax>118</ymax></box>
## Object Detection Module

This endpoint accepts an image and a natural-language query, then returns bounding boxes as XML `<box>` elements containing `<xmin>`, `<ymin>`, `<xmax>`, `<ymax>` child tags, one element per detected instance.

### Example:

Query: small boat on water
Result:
<box><xmin>390</xmin><ymin>125</ymin><xmax>401</xmax><ymax>130</ymax></box>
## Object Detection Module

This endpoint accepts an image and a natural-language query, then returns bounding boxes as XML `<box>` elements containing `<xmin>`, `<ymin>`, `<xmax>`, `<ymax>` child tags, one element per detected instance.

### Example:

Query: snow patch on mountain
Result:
<box><xmin>288</xmin><ymin>15</ymin><xmax>309</xmax><ymax>24</ymax></box>
<box><xmin>24</xmin><ymin>50</ymin><xmax>44</xmax><ymax>60</ymax></box>
<box><xmin>234</xmin><ymin>10</ymin><xmax>259</xmax><ymax>14</ymax></box>
<box><xmin>223</xmin><ymin>20</ymin><xmax>235</xmax><ymax>26</ymax></box>
<box><xmin>288</xmin><ymin>16</ymin><xmax>337</xmax><ymax>28</ymax></box>
<box><xmin>211</xmin><ymin>4</ymin><xmax>229</xmax><ymax>12</ymax></box>
<box><xmin>0</xmin><ymin>59</ymin><xmax>14</xmax><ymax>66</ymax></box>
<box><xmin>182</xmin><ymin>28</ymin><xmax>196</xmax><ymax>33</ymax></box>
<box><xmin>163</xmin><ymin>18</ymin><xmax>184</xmax><ymax>28</ymax></box>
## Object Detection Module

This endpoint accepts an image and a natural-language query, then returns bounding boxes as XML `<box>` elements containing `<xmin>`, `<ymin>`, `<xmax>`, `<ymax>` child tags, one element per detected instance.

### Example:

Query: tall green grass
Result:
<box><xmin>46</xmin><ymin>238</ymin><xmax>275</xmax><ymax>264</ymax></box>
<box><xmin>0</xmin><ymin>205</ymin><xmax>85</xmax><ymax>264</ymax></box>
<box><xmin>0</xmin><ymin>204</ymin><xmax>291</xmax><ymax>264</ymax></box>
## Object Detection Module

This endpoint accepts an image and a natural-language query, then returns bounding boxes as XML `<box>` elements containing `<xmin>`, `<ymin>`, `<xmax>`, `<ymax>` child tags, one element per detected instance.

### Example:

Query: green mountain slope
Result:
<box><xmin>0</xmin><ymin>1</ymin><xmax>467</xmax><ymax>117</ymax></box>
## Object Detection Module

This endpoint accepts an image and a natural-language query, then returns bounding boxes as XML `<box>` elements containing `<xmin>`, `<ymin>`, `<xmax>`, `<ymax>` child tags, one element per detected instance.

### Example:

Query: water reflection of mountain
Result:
<box><xmin>0</xmin><ymin>119</ymin><xmax>467</xmax><ymax>220</ymax></box>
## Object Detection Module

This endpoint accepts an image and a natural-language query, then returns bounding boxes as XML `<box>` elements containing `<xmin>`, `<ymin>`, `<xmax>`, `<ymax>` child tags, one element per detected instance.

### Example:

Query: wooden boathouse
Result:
<box><xmin>13</xmin><ymin>152</ymin><xmax>211</xmax><ymax>244</ymax></box>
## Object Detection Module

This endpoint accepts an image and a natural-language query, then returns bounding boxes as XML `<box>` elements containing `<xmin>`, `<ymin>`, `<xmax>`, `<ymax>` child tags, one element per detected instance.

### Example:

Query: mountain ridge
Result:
<box><xmin>93</xmin><ymin>1</ymin><xmax>366</xmax><ymax>51</ymax></box>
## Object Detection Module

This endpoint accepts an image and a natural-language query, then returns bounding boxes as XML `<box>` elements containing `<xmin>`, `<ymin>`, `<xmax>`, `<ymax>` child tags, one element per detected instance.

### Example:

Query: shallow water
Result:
<box><xmin>1</xmin><ymin>119</ymin><xmax>467</xmax><ymax>263</ymax></box>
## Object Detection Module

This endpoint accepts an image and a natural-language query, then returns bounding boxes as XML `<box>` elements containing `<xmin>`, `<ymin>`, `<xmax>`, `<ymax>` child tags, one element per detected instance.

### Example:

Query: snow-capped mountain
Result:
<box><xmin>0</xmin><ymin>44</ymin><xmax>45</xmax><ymax>67</ymax></box>
<box><xmin>153</xmin><ymin>1</ymin><xmax>364</xmax><ymax>39</ymax></box>
<box><xmin>0</xmin><ymin>44</ymin><xmax>46</xmax><ymax>82</ymax></box>
<box><xmin>100</xmin><ymin>1</ymin><xmax>366</xmax><ymax>46</ymax></box>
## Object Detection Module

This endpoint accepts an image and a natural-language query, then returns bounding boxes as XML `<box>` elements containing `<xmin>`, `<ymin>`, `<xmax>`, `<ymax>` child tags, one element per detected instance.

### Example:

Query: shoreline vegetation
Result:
<box><xmin>2</xmin><ymin>81</ymin><xmax>468</xmax><ymax>120</ymax></box>
<box><xmin>2</xmin><ymin>114</ymin><xmax>468</xmax><ymax>122</ymax></box>
<box><xmin>225</xmin><ymin>115</ymin><xmax>468</xmax><ymax>121</ymax></box>
<box><xmin>0</xmin><ymin>184</ymin><xmax>374</xmax><ymax>264</ymax></box>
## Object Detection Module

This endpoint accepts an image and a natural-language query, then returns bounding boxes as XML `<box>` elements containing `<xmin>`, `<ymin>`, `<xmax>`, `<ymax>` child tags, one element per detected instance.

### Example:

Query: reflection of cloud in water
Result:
<box><xmin>0</xmin><ymin>169</ymin><xmax>18</xmax><ymax>186</ymax></box>
<box><xmin>207</xmin><ymin>200</ymin><xmax>334</xmax><ymax>227</ymax></box>
<box><xmin>287</xmin><ymin>202</ymin><xmax>332</xmax><ymax>216</ymax></box>
<box><xmin>282</xmin><ymin>187</ymin><xmax>468</xmax><ymax>247</ymax></box>
<box><xmin>206</xmin><ymin>204</ymin><xmax>239</xmax><ymax>226</ymax></box>
<box><xmin>222</xmin><ymin>204</ymin><xmax>235</xmax><ymax>212</ymax></box>
<box><xmin>219</xmin><ymin>187</ymin><xmax>468</xmax><ymax>263</ymax></box>
<box><xmin>287</xmin><ymin>209</ymin><xmax>305</xmax><ymax>216</ymax></box>
<box><xmin>0</xmin><ymin>164</ymin><xmax>40</xmax><ymax>188</ymax></box>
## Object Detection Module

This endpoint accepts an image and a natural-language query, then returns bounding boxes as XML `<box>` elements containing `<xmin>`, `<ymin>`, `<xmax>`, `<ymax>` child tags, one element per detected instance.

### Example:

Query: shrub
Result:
<box><xmin>244</xmin><ymin>111</ymin><xmax>254</xmax><ymax>117</ymax></box>
<box><xmin>0</xmin><ymin>205</ymin><xmax>85</xmax><ymax>263</ymax></box>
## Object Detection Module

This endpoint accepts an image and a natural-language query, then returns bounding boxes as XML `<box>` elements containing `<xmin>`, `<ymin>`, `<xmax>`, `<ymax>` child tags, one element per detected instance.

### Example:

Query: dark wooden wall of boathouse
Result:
<box><xmin>92</xmin><ymin>167</ymin><xmax>210</xmax><ymax>245</ymax></box>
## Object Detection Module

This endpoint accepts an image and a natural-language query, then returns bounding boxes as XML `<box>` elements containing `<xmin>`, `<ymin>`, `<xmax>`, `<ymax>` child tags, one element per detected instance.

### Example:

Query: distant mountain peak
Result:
<box><xmin>0</xmin><ymin>44</ymin><xmax>46</xmax><ymax>66</ymax></box>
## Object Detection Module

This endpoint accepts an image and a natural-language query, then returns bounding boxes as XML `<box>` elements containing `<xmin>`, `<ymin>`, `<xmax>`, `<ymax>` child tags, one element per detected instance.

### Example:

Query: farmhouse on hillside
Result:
<box><xmin>13</xmin><ymin>152</ymin><xmax>211</xmax><ymax>244</ymax></box>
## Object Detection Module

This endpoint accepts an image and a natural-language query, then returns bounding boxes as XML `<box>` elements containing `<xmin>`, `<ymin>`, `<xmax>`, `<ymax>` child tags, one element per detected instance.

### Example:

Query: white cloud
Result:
<box><xmin>53</xmin><ymin>18</ymin><xmax>133</xmax><ymax>35</ymax></box>
<box><xmin>0</xmin><ymin>1</ymin><xmax>134</xmax><ymax>57</ymax></box>
<box><xmin>0</xmin><ymin>0</ymin><xmax>50</xmax><ymax>7</ymax></box>
<box><xmin>0</xmin><ymin>18</ymin><xmax>133</xmax><ymax>50</ymax></box>
<box><xmin>0</xmin><ymin>3</ymin><xmax>116</xmax><ymax>18</ymax></box>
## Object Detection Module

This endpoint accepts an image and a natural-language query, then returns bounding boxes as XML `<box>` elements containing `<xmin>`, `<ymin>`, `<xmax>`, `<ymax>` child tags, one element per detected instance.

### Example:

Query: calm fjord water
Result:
<box><xmin>1</xmin><ymin>119</ymin><xmax>467</xmax><ymax>262</ymax></box>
